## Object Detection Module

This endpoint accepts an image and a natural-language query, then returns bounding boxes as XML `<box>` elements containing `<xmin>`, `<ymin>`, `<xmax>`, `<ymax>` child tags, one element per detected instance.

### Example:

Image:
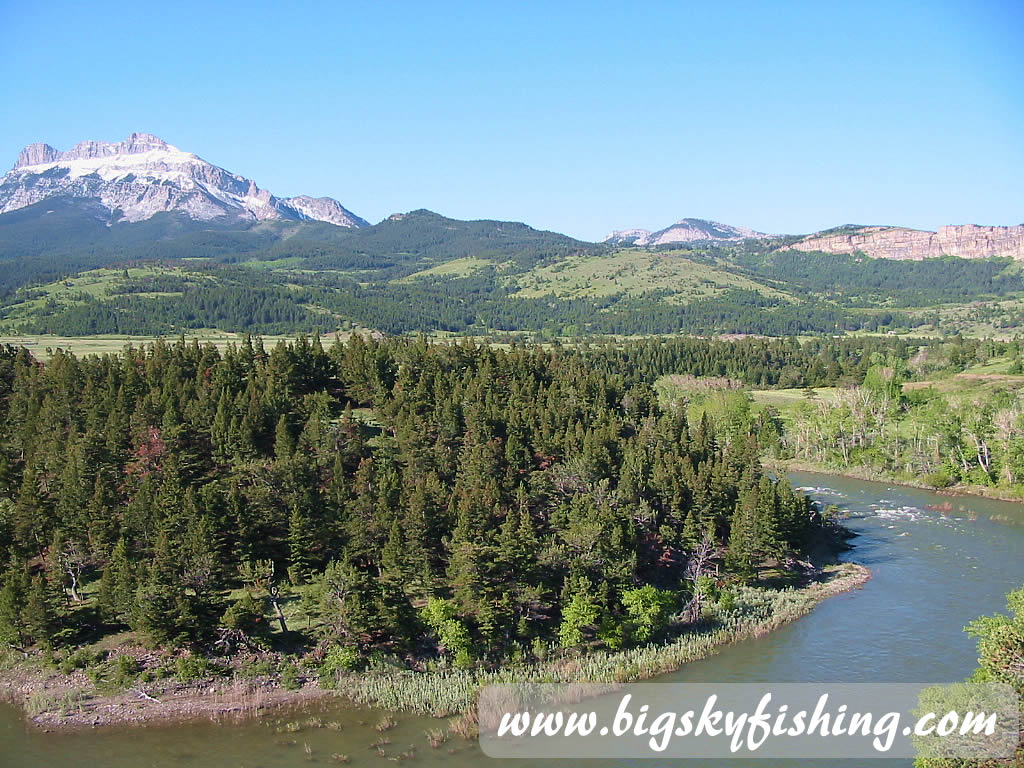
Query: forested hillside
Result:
<box><xmin>0</xmin><ymin>335</ymin><xmax>844</xmax><ymax>673</ymax></box>
<box><xmin>5</xmin><ymin>203</ymin><xmax>1024</xmax><ymax>338</ymax></box>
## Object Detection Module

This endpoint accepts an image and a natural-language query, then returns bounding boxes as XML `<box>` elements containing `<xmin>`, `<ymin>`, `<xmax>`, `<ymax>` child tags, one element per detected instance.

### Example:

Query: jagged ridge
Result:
<box><xmin>0</xmin><ymin>133</ymin><xmax>367</xmax><ymax>228</ymax></box>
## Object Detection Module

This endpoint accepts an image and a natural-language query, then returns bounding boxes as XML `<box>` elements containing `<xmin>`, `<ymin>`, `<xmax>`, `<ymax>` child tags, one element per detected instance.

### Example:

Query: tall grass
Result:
<box><xmin>25</xmin><ymin>688</ymin><xmax>89</xmax><ymax>717</ymax></box>
<box><xmin>329</xmin><ymin>563</ymin><xmax>868</xmax><ymax>716</ymax></box>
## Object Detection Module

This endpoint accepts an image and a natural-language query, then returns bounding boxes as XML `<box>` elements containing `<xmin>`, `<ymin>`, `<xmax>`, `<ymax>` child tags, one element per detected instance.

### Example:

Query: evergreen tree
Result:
<box><xmin>287</xmin><ymin>505</ymin><xmax>316</xmax><ymax>583</ymax></box>
<box><xmin>22</xmin><ymin>574</ymin><xmax>59</xmax><ymax>650</ymax></box>
<box><xmin>98</xmin><ymin>538</ymin><xmax>137</xmax><ymax>626</ymax></box>
<box><xmin>559</xmin><ymin>576</ymin><xmax>600</xmax><ymax>648</ymax></box>
<box><xmin>133</xmin><ymin>531</ymin><xmax>196</xmax><ymax>645</ymax></box>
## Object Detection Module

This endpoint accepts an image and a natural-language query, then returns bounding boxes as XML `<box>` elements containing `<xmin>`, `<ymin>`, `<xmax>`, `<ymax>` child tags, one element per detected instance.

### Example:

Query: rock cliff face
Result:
<box><xmin>789</xmin><ymin>225</ymin><xmax>1024</xmax><ymax>260</ymax></box>
<box><xmin>0</xmin><ymin>133</ymin><xmax>367</xmax><ymax>227</ymax></box>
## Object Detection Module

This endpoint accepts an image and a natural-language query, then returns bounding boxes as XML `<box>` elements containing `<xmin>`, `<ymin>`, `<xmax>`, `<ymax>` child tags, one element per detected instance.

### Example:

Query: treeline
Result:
<box><xmin>0</xmin><ymin>335</ymin><xmax>827</xmax><ymax>665</ymax></box>
<box><xmin>298</xmin><ymin>209</ymin><xmax>592</xmax><ymax>274</ymax></box>
<box><xmin>12</xmin><ymin>265</ymin><xmax>928</xmax><ymax>337</ymax></box>
<box><xmin>19</xmin><ymin>283</ymin><xmax>320</xmax><ymax>336</ymax></box>
<box><xmin>0</xmin><ymin>202</ymin><xmax>593</xmax><ymax>298</ymax></box>
<box><xmin>730</xmin><ymin>251</ymin><xmax>1024</xmax><ymax>308</ymax></box>
<box><xmin>785</xmin><ymin>357</ymin><xmax>1024</xmax><ymax>490</ymax></box>
<box><xmin>0</xmin><ymin>199</ymin><xmax>279</xmax><ymax>297</ymax></box>
<box><xmin>576</xmin><ymin>335</ymin><xmax>918</xmax><ymax>389</ymax></box>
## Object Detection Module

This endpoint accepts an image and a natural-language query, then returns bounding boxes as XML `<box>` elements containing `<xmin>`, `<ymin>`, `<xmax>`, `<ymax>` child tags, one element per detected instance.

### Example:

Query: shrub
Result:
<box><xmin>420</xmin><ymin>598</ymin><xmax>472</xmax><ymax>660</ymax></box>
<box><xmin>244</xmin><ymin>658</ymin><xmax>275</xmax><ymax>677</ymax></box>
<box><xmin>531</xmin><ymin>637</ymin><xmax>549</xmax><ymax>661</ymax></box>
<box><xmin>621</xmin><ymin>585</ymin><xmax>678</xmax><ymax>644</ymax></box>
<box><xmin>59</xmin><ymin>648</ymin><xmax>101</xmax><ymax>675</ymax></box>
<box><xmin>221</xmin><ymin>591</ymin><xmax>266</xmax><ymax>636</ymax></box>
<box><xmin>175</xmin><ymin>654</ymin><xmax>210</xmax><ymax>682</ymax></box>
<box><xmin>112</xmin><ymin>654</ymin><xmax>139</xmax><ymax>687</ymax></box>
<box><xmin>717</xmin><ymin>589</ymin><xmax>738</xmax><ymax>615</ymax></box>
<box><xmin>922</xmin><ymin>471</ymin><xmax>954</xmax><ymax>489</ymax></box>
<box><xmin>281</xmin><ymin>663</ymin><xmax>302</xmax><ymax>690</ymax></box>
<box><xmin>319</xmin><ymin>645</ymin><xmax>360</xmax><ymax>687</ymax></box>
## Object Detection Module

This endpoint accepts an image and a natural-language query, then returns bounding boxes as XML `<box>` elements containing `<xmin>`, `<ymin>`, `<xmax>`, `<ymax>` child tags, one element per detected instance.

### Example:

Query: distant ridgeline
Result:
<box><xmin>2</xmin><ymin>134</ymin><xmax>1024</xmax><ymax>338</ymax></box>
<box><xmin>3</xmin><ymin>204</ymin><xmax>1024</xmax><ymax>336</ymax></box>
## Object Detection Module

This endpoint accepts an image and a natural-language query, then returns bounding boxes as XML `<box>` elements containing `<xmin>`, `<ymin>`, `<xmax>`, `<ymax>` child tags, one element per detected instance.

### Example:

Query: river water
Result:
<box><xmin>2</xmin><ymin>471</ymin><xmax>1022</xmax><ymax>767</ymax></box>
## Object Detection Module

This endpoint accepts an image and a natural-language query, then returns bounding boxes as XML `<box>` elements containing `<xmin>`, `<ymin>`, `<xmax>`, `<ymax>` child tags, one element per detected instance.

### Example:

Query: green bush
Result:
<box><xmin>221</xmin><ymin>591</ymin><xmax>266</xmax><ymax>636</ymax></box>
<box><xmin>59</xmin><ymin>648</ymin><xmax>101</xmax><ymax>675</ymax></box>
<box><xmin>420</xmin><ymin>598</ymin><xmax>472</xmax><ymax>659</ymax></box>
<box><xmin>621</xmin><ymin>585</ymin><xmax>678</xmax><ymax>644</ymax></box>
<box><xmin>717</xmin><ymin>589</ymin><xmax>738</xmax><ymax>615</ymax></box>
<box><xmin>319</xmin><ymin>645</ymin><xmax>360</xmax><ymax>687</ymax></box>
<box><xmin>281</xmin><ymin>663</ymin><xmax>302</xmax><ymax>690</ymax></box>
<box><xmin>922</xmin><ymin>471</ymin><xmax>953</xmax><ymax>489</ymax></box>
<box><xmin>175</xmin><ymin>654</ymin><xmax>210</xmax><ymax>682</ymax></box>
<box><xmin>112</xmin><ymin>655</ymin><xmax>139</xmax><ymax>687</ymax></box>
<box><xmin>245</xmin><ymin>658</ymin><xmax>275</xmax><ymax>677</ymax></box>
<box><xmin>531</xmin><ymin>637</ymin><xmax>549</xmax><ymax>661</ymax></box>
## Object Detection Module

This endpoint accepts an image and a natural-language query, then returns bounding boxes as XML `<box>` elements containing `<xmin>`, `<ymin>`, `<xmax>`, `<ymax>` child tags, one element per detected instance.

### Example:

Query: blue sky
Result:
<box><xmin>1</xmin><ymin>0</ymin><xmax>1021</xmax><ymax>241</ymax></box>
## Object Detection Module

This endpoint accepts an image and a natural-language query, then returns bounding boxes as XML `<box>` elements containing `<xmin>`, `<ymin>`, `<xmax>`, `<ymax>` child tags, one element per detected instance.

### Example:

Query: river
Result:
<box><xmin>1</xmin><ymin>471</ymin><xmax>1022</xmax><ymax>767</ymax></box>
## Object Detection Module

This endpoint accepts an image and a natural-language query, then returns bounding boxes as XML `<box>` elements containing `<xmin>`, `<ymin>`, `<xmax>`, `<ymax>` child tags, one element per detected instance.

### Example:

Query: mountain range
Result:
<box><xmin>2</xmin><ymin>133</ymin><xmax>1024</xmax><ymax>341</ymax></box>
<box><xmin>0</xmin><ymin>133</ymin><xmax>367</xmax><ymax>228</ymax></box>
<box><xmin>2</xmin><ymin>133</ymin><xmax>1023</xmax><ymax>262</ymax></box>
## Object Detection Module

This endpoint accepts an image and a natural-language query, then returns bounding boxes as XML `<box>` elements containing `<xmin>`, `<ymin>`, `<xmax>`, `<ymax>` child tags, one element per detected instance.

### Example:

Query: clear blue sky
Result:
<box><xmin>1</xmin><ymin>0</ymin><xmax>1021</xmax><ymax>241</ymax></box>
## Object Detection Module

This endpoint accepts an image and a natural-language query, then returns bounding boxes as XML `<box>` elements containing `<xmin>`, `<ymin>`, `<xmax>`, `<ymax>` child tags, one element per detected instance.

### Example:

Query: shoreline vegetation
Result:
<box><xmin>0</xmin><ymin>560</ymin><xmax>870</xmax><ymax>731</ymax></box>
<box><xmin>776</xmin><ymin>460</ymin><xmax>1024</xmax><ymax>504</ymax></box>
<box><xmin>12</xmin><ymin>333</ymin><xmax>1017</xmax><ymax>738</ymax></box>
<box><xmin>0</xmin><ymin>337</ymin><xmax>870</xmax><ymax>739</ymax></box>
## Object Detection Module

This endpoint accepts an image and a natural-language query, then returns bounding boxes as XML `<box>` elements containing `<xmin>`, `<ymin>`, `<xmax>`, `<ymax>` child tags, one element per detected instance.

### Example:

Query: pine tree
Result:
<box><xmin>22</xmin><ymin>574</ymin><xmax>58</xmax><ymax>650</ymax></box>
<box><xmin>221</xmin><ymin>590</ymin><xmax>267</xmax><ymax>639</ymax></box>
<box><xmin>274</xmin><ymin>415</ymin><xmax>294</xmax><ymax>461</ymax></box>
<box><xmin>380</xmin><ymin>519</ymin><xmax>406</xmax><ymax>584</ymax></box>
<box><xmin>559</xmin><ymin>576</ymin><xmax>599</xmax><ymax>648</ymax></box>
<box><xmin>287</xmin><ymin>505</ymin><xmax>316</xmax><ymax>583</ymax></box>
<box><xmin>727</xmin><ymin>486</ymin><xmax>759</xmax><ymax>580</ymax></box>
<box><xmin>98</xmin><ymin>538</ymin><xmax>137</xmax><ymax>626</ymax></box>
<box><xmin>133</xmin><ymin>531</ymin><xmax>195</xmax><ymax>645</ymax></box>
<box><xmin>755</xmin><ymin>475</ymin><xmax>784</xmax><ymax>559</ymax></box>
<box><xmin>0</xmin><ymin>566</ymin><xmax>28</xmax><ymax>647</ymax></box>
<box><xmin>211</xmin><ymin>389</ymin><xmax>233</xmax><ymax>462</ymax></box>
<box><xmin>181</xmin><ymin>512</ymin><xmax>221</xmax><ymax>599</ymax></box>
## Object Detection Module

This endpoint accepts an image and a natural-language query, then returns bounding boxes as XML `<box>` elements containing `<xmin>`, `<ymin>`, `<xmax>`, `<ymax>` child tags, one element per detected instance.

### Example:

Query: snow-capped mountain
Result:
<box><xmin>605</xmin><ymin>218</ymin><xmax>768</xmax><ymax>246</ymax></box>
<box><xmin>0</xmin><ymin>133</ymin><xmax>367</xmax><ymax>227</ymax></box>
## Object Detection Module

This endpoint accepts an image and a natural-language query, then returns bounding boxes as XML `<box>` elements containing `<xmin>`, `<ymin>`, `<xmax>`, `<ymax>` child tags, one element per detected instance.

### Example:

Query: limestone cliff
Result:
<box><xmin>788</xmin><ymin>224</ymin><xmax>1024</xmax><ymax>260</ymax></box>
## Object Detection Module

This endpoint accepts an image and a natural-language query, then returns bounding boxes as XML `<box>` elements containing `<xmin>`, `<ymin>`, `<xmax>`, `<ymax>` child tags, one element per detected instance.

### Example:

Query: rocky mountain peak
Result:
<box><xmin>281</xmin><ymin>195</ymin><xmax>369</xmax><ymax>228</ymax></box>
<box><xmin>1</xmin><ymin>133</ymin><xmax>365</xmax><ymax>228</ymax></box>
<box><xmin>605</xmin><ymin>218</ymin><xmax>768</xmax><ymax>246</ymax></box>
<box><xmin>14</xmin><ymin>143</ymin><xmax>60</xmax><ymax>168</ymax></box>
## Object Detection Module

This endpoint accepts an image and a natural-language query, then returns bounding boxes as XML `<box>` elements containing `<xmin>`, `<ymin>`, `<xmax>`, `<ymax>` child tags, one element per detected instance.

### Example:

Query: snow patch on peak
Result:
<box><xmin>282</xmin><ymin>195</ymin><xmax>369</xmax><ymax>228</ymax></box>
<box><xmin>605</xmin><ymin>218</ymin><xmax>768</xmax><ymax>246</ymax></box>
<box><xmin>603</xmin><ymin>228</ymin><xmax>652</xmax><ymax>245</ymax></box>
<box><xmin>1</xmin><ymin>134</ymin><xmax>366</xmax><ymax>228</ymax></box>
